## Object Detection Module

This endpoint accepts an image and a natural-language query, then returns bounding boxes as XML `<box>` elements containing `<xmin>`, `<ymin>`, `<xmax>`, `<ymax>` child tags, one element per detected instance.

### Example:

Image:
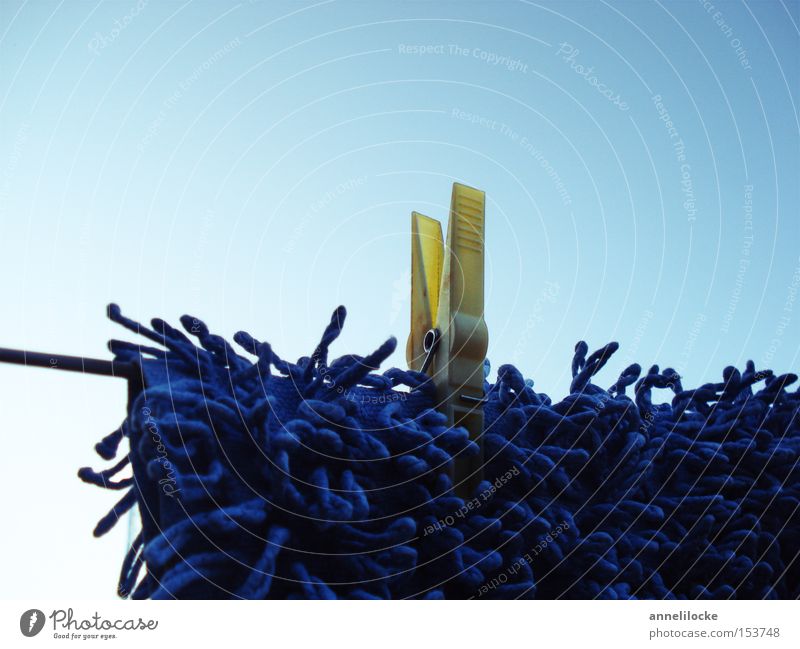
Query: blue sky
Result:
<box><xmin>0</xmin><ymin>0</ymin><xmax>798</xmax><ymax>598</ymax></box>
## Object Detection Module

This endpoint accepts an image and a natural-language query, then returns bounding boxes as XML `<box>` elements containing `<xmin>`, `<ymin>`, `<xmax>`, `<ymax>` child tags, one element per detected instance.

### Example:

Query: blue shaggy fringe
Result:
<box><xmin>80</xmin><ymin>304</ymin><xmax>800</xmax><ymax>599</ymax></box>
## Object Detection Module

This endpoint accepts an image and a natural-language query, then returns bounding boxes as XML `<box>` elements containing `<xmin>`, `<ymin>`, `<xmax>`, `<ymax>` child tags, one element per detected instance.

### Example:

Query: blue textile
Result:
<box><xmin>80</xmin><ymin>304</ymin><xmax>800</xmax><ymax>599</ymax></box>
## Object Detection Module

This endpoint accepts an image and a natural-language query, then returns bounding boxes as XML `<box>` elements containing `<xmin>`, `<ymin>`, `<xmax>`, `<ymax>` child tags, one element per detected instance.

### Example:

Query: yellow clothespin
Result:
<box><xmin>406</xmin><ymin>182</ymin><xmax>488</xmax><ymax>498</ymax></box>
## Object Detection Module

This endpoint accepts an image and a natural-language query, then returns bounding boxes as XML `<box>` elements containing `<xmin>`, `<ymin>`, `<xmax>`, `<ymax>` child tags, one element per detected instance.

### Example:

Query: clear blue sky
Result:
<box><xmin>1</xmin><ymin>0</ymin><xmax>798</xmax><ymax>598</ymax></box>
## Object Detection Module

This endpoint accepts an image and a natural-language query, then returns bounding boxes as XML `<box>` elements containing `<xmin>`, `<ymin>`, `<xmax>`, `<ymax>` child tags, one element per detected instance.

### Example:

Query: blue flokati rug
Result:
<box><xmin>80</xmin><ymin>304</ymin><xmax>800</xmax><ymax>599</ymax></box>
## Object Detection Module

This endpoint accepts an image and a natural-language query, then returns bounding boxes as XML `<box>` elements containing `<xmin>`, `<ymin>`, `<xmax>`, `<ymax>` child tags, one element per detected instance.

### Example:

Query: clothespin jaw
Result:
<box><xmin>407</xmin><ymin>183</ymin><xmax>488</xmax><ymax>497</ymax></box>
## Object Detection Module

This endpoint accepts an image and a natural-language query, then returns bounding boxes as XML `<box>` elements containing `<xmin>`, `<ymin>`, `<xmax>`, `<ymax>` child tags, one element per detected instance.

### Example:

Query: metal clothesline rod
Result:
<box><xmin>0</xmin><ymin>346</ymin><xmax>133</xmax><ymax>379</ymax></box>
